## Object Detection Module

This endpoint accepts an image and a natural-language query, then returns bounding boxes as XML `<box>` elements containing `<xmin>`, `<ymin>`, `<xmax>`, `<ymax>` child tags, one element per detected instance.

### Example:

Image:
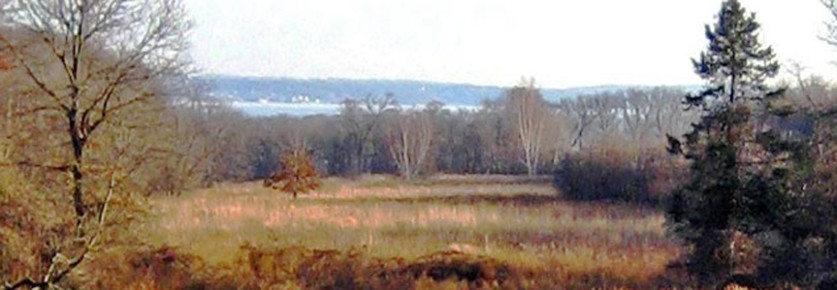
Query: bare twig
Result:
<box><xmin>0</xmin><ymin>160</ymin><xmax>69</xmax><ymax>172</ymax></box>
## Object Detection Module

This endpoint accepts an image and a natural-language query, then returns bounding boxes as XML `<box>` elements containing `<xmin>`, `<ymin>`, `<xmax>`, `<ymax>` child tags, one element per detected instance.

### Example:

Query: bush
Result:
<box><xmin>77</xmin><ymin>244</ymin><xmax>527</xmax><ymax>289</ymax></box>
<box><xmin>73</xmin><ymin>246</ymin><xmax>236</xmax><ymax>290</ymax></box>
<box><xmin>237</xmin><ymin>244</ymin><xmax>524</xmax><ymax>289</ymax></box>
<box><xmin>0</xmin><ymin>163</ymin><xmax>66</xmax><ymax>287</ymax></box>
<box><xmin>553</xmin><ymin>147</ymin><xmax>682</xmax><ymax>205</ymax></box>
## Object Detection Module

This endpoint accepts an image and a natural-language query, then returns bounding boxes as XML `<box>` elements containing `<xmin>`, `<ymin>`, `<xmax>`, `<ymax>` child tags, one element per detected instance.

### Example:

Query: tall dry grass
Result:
<box><xmin>141</xmin><ymin>175</ymin><xmax>682</xmax><ymax>288</ymax></box>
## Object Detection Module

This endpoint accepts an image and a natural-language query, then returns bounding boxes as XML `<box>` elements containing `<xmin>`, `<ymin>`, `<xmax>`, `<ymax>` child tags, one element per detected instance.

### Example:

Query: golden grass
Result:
<box><xmin>142</xmin><ymin>175</ymin><xmax>681</xmax><ymax>287</ymax></box>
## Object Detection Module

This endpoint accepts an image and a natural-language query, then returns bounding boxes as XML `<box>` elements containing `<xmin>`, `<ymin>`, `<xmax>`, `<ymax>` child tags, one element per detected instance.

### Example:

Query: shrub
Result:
<box><xmin>73</xmin><ymin>246</ymin><xmax>235</xmax><ymax>290</ymax></box>
<box><xmin>553</xmin><ymin>147</ymin><xmax>681</xmax><ymax>205</ymax></box>
<box><xmin>236</xmin><ymin>245</ymin><xmax>524</xmax><ymax>289</ymax></box>
<box><xmin>0</xmin><ymin>162</ymin><xmax>65</xmax><ymax>287</ymax></box>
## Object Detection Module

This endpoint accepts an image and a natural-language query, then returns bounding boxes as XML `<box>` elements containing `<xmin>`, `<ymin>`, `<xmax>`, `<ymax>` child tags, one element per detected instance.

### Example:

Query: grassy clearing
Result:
<box><xmin>142</xmin><ymin>175</ymin><xmax>682</xmax><ymax>288</ymax></box>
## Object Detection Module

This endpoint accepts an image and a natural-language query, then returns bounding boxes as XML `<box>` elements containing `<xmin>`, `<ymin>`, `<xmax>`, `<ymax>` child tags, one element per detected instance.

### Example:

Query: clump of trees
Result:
<box><xmin>666</xmin><ymin>0</ymin><xmax>837</xmax><ymax>288</ymax></box>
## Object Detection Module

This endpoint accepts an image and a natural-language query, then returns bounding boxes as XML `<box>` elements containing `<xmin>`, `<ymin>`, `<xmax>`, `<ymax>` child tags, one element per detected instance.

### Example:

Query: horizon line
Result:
<box><xmin>194</xmin><ymin>73</ymin><xmax>701</xmax><ymax>91</ymax></box>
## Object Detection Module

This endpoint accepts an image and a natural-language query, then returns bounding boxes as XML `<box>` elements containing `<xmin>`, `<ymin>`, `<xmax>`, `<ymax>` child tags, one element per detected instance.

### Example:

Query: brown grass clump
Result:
<box><xmin>0</xmin><ymin>164</ymin><xmax>70</xmax><ymax>285</ymax></box>
<box><xmin>72</xmin><ymin>246</ymin><xmax>235</xmax><ymax>290</ymax></box>
<box><xmin>79</xmin><ymin>243</ymin><xmax>524</xmax><ymax>289</ymax></box>
<box><xmin>236</xmin><ymin>244</ymin><xmax>525</xmax><ymax>289</ymax></box>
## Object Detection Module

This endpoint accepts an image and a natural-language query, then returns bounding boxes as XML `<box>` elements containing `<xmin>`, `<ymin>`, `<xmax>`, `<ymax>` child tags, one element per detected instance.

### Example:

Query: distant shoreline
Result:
<box><xmin>230</xmin><ymin>101</ymin><xmax>480</xmax><ymax>117</ymax></box>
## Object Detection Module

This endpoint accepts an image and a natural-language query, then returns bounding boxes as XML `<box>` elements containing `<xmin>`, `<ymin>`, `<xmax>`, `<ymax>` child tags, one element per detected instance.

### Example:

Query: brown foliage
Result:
<box><xmin>554</xmin><ymin>146</ymin><xmax>683</xmax><ymax>205</ymax></box>
<box><xmin>236</xmin><ymin>245</ymin><xmax>524</xmax><ymax>290</ymax></box>
<box><xmin>812</xmin><ymin>108</ymin><xmax>836</xmax><ymax>197</ymax></box>
<box><xmin>264</xmin><ymin>150</ymin><xmax>321</xmax><ymax>198</ymax></box>
<box><xmin>0</xmin><ymin>166</ymin><xmax>58</xmax><ymax>286</ymax></box>
<box><xmin>73</xmin><ymin>246</ymin><xmax>236</xmax><ymax>290</ymax></box>
<box><xmin>0</xmin><ymin>54</ymin><xmax>12</xmax><ymax>70</ymax></box>
<box><xmin>70</xmin><ymin>244</ymin><xmax>528</xmax><ymax>290</ymax></box>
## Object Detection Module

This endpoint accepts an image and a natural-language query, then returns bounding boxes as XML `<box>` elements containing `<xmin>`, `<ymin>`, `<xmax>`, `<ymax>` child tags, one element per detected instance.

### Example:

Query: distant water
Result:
<box><xmin>230</xmin><ymin>101</ymin><xmax>479</xmax><ymax>117</ymax></box>
<box><xmin>231</xmin><ymin>101</ymin><xmax>341</xmax><ymax>117</ymax></box>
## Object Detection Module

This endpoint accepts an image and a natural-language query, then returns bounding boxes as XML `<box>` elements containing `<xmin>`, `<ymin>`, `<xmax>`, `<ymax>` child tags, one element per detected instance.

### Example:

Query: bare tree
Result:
<box><xmin>648</xmin><ymin>88</ymin><xmax>695</xmax><ymax>141</ymax></box>
<box><xmin>621</xmin><ymin>90</ymin><xmax>652</xmax><ymax>146</ymax></box>
<box><xmin>473</xmin><ymin>99</ymin><xmax>516</xmax><ymax>173</ymax></box>
<box><xmin>0</xmin><ymin>0</ymin><xmax>190</xmax><ymax>288</ymax></box>
<box><xmin>383</xmin><ymin>106</ymin><xmax>434</xmax><ymax>181</ymax></box>
<box><xmin>546</xmin><ymin>103</ymin><xmax>572</xmax><ymax>165</ymax></box>
<box><xmin>822</xmin><ymin>0</ymin><xmax>837</xmax><ymax>47</ymax></box>
<box><xmin>590</xmin><ymin>93</ymin><xmax>621</xmax><ymax>141</ymax></box>
<box><xmin>156</xmin><ymin>84</ymin><xmax>243</xmax><ymax>195</ymax></box>
<box><xmin>559</xmin><ymin>97</ymin><xmax>597</xmax><ymax>151</ymax></box>
<box><xmin>505</xmin><ymin>78</ymin><xmax>549</xmax><ymax>176</ymax></box>
<box><xmin>786</xmin><ymin>61</ymin><xmax>834</xmax><ymax>110</ymax></box>
<box><xmin>338</xmin><ymin>93</ymin><xmax>396</xmax><ymax>176</ymax></box>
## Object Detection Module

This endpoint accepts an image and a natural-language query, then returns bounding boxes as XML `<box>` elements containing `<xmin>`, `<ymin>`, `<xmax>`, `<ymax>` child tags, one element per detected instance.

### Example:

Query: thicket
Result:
<box><xmin>553</xmin><ymin>147</ymin><xmax>683</xmax><ymax>205</ymax></box>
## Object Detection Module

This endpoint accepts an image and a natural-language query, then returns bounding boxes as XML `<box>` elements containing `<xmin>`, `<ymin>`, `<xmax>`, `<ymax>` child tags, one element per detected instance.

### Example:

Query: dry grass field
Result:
<box><xmin>136</xmin><ymin>175</ymin><xmax>683</xmax><ymax>289</ymax></box>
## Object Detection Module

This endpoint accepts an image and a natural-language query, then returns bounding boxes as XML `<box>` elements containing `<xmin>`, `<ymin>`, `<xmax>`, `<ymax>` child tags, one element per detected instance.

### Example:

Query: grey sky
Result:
<box><xmin>184</xmin><ymin>0</ymin><xmax>836</xmax><ymax>88</ymax></box>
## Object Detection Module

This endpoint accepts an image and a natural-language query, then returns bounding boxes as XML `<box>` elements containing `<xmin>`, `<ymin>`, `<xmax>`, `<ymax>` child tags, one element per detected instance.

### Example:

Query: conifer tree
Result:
<box><xmin>666</xmin><ymin>0</ymin><xmax>784</xmax><ymax>286</ymax></box>
<box><xmin>686</xmin><ymin>0</ymin><xmax>780</xmax><ymax>107</ymax></box>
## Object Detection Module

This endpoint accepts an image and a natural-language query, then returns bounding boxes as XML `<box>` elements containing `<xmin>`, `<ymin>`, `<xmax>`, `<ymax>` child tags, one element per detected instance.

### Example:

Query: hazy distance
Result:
<box><xmin>184</xmin><ymin>0</ymin><xmax>836</xmax><ymax>88</ymax></box>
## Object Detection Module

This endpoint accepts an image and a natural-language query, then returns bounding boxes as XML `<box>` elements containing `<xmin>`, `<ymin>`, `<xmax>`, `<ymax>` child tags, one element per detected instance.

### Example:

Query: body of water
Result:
<box><xmin>230</xmin><ymin>101</ymin><xmax>480</xmax><ymax>117</ymax></box>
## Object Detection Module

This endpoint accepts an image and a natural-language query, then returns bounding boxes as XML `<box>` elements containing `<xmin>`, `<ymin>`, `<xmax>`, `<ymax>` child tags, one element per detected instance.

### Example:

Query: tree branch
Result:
<box><xmin>0</xmin><ymin>36</ymin><xmax>69</xmax><ymax>113</ymax></box>
<box><xmin>0</xmin><ymin>160</ymin><xmax>69</xmax><ymax>172</ymax></box>
<box><xmin>3</xmin><ymin>277</ymin><xmax>45</xmax><ymax>290</ymax></box>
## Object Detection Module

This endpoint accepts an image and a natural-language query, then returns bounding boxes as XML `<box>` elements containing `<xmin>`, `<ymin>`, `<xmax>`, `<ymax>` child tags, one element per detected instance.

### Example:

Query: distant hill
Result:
<box><xmin>195</xmin><ymin>75</ymin><xmax>680</xmax><ymax>106</ymax></box>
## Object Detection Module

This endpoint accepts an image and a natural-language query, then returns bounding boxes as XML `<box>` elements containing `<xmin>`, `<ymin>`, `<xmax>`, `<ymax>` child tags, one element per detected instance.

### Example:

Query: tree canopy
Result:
<box><xmin>264</xmin><ymin>150</ymin><xmax>321</xmax><ymax>199</ymax></box>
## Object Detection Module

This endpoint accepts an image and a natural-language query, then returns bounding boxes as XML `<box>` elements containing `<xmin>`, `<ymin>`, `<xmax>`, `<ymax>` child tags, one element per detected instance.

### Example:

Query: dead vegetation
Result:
<box><xmin>126</xmin><ymin>175</ymin><xmax>682</xmax><ymax>289</ymax></box>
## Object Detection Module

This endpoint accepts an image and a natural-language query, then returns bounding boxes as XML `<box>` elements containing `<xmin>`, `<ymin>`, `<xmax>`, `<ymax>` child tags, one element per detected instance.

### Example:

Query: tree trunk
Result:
<box><xmin>68</xmin><ymin>98</ymin><xmax>86</xmax><ymax>219</ymax></box>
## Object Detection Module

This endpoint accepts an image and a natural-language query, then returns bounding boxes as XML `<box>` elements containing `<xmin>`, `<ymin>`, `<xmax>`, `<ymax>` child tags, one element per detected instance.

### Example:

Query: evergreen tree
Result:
<box><xmin>686</xmin><ymin>0</ymin><xmax>780</xmax><ymax>108</ymax></box>
<box><xmin>666</xmin><ymin>0</ymin><xmax>786</xmax><ymax>286</ymax></box>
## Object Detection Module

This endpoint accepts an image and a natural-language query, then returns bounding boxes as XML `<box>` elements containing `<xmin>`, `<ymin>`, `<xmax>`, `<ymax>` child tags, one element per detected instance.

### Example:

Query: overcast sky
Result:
<box><xmin>184</xmin><ymin>0</ymin><xmax>837</xmax><ymax>88</ymax></box>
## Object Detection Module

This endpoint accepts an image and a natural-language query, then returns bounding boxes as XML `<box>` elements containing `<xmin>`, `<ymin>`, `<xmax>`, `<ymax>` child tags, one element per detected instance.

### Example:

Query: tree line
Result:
<box><xmin>162</xmin><ymin>82</ymin><xmax>697</xmax><ymax>185</ymax></box>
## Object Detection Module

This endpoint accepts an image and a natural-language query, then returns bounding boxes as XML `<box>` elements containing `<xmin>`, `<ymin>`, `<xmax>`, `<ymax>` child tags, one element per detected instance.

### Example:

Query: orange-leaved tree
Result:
<box><xmin>264</xmin><ymin>150</ymin><xmax>321</xmax><ymax>199</ymax></box>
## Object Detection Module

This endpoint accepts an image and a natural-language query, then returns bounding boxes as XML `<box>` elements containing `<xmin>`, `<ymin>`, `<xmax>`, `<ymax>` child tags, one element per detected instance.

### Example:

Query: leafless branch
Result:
<box><xmin>0</xmin><ymin>160</ymin><xmax>69</xmax><ymax>171</ymax></box>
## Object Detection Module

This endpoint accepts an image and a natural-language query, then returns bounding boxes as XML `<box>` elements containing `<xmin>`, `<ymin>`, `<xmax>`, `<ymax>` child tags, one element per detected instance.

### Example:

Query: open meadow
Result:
<box><xmin>135</xmin><ymin>175</ymin><xmax>683</xmax><ymax>289</ymax></box>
